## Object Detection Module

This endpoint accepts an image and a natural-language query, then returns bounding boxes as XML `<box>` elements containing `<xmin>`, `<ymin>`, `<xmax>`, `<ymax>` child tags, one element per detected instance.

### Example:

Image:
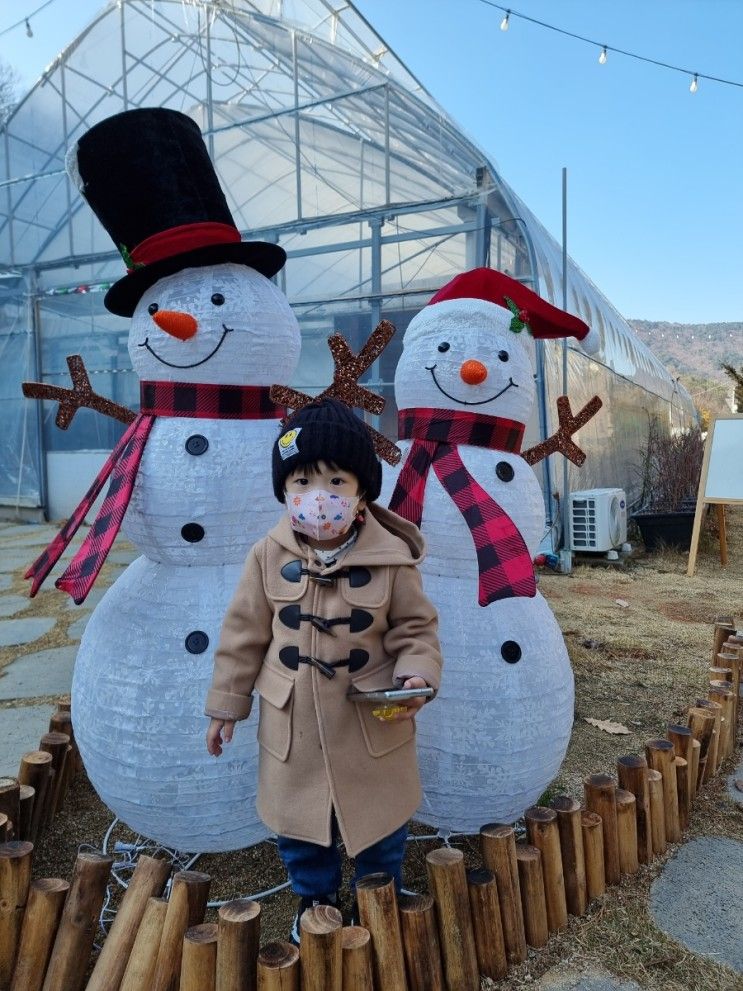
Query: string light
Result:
<box><xmin>478</xmin><ymin>1</ymin><xmax>743</xmax><ymax>91</ymax></box>
<box><xmin>25</xmin><ymin>18</ymin><xmax>33</xmax><ymax>38</ymax></box>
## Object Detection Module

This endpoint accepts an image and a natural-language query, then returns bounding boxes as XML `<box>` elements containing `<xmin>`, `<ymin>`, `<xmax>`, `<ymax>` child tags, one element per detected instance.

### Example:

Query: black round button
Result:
<box><xmin>496</xmin><ymin>461</ymin><xmax>515</xmax><ymax>482</ymax></box>
<box><xmin>185</xmin><ymin>434</ymin><xmax>209</xmax><ymax>456</ymax></box>
<box><xmin>501</xmin><ymin>640</ymin><xmax>522</xmax><ymax>664</ymax></box>
<box><xmin>185</xmin><ymin>631</ymin><xmax>209</xmax><ymax>654</ymax></box>
<box><xmin>181</xmin><ymin>523</ymin><xmax>205</xmax><ymax>543</ymax></box>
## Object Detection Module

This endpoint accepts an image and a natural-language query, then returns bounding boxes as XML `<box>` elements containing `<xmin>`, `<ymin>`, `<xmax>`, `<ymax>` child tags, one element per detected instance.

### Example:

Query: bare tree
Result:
<box><xmin>0</xmin><ymin>60</ymin><xmax>19</xmax><ymax>128</ymax></box>
<box><xmin>721</xmin><ymin>363</ymin><xmax>743</xmax><ymax>413</ymax></box>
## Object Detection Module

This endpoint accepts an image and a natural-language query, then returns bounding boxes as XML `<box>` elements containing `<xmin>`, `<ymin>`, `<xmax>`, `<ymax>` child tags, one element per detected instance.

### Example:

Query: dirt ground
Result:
<box><xmin>15</xmin><ymin>507</ymin><xmax>743</xmax><ymax>990</ymax></box>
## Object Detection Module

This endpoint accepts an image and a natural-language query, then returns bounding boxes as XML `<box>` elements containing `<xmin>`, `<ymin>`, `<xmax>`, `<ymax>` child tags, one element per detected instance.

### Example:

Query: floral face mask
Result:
<box><xmin>285</xmin><ymin>489</ymin><xmax>360</xmax><ymax>541</ymax></box>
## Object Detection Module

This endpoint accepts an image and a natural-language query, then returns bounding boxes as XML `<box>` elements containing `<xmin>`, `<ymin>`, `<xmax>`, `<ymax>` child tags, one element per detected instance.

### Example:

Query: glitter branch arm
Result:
<box><xmin>22</xmin><ymin>354</ymin><xmax>136</xmax><ymax>429</ymax></box>
<box><xmin>522</xmin><ymin>395</ymin><xmax>603</xmax><ymax>466</ymax></box>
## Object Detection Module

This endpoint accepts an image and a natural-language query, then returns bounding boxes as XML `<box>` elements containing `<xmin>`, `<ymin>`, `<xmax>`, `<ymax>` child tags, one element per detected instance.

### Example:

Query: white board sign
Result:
<box><xmin>703</xmin><ymin>416</ymin><xmax>743</xmax><ymax>502</ymax></box>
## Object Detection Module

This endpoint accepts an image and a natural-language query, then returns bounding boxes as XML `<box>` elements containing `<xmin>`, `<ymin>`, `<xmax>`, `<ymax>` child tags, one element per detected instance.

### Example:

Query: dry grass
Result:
<box><xmin>3</xmin><ymin>507</ymin><xmax>743</xmax><ymax>989</ymax></box>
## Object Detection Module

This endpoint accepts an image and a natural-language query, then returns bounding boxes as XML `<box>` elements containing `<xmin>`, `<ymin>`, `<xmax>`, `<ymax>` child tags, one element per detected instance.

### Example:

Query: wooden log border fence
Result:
<box><xmin>0</xmin><ymin>625</ymin><xmax>741</xmax><ymax>991</ymax></box>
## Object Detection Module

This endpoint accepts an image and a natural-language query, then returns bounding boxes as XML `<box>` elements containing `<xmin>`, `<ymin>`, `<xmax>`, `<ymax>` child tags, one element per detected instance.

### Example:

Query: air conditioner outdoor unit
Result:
<box><xmin>569</xmin><ymin>488</ymin><xmax>627</xmax><ymax>553</ymax></box>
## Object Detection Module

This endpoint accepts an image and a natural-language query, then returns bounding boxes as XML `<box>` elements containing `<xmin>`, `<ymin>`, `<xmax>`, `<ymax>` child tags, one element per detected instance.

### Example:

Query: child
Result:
<box><xmin>205</xmin><ymin>397</ymin><xmax>442</xmax><ymax>940</ymax></box>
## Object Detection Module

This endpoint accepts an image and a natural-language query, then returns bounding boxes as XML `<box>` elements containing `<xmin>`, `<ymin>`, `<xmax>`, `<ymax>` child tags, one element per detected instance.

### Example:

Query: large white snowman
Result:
<box><xmin>26</xmin><ymin>109</ymin><xmax>301</xmax><ymax>851</ymax></box>
<box><xmin>382</xmin><ymin>268</ymin><xmax>600</xmax><ymax>831</ymax></box>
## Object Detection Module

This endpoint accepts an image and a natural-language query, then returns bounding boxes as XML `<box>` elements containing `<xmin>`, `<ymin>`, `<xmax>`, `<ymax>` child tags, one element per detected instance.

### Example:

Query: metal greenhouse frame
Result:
<box><xmin>0</xmin><ymin>0</ymin><xmax>695</xmax><ymax>532</ymax></box>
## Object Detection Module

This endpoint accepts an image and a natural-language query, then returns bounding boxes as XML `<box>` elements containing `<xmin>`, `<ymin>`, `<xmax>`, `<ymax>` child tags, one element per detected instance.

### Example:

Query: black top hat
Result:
<box><xmin>68</xmin><ymin>108</ymin><xmax>286</xmax><ymax>317</ymax></box>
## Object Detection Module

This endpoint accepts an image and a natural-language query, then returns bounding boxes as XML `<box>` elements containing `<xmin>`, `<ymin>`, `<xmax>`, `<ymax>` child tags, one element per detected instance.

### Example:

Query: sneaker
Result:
<box><xmin>290</xmin><ymin>892</ymin><xmax>338</xmax><ymax>945</ymax></box>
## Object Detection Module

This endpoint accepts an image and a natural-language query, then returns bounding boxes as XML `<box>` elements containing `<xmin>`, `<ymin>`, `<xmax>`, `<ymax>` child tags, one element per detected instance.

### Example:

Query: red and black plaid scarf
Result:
<box><xmin>26</xmin><ymin>382</ymin><xmax>284</xmax><ymax>604</ymax></box>
<box><xmin>389</xmin><ymin>408</ymin><xmax>536</xmax><ymax>606</ymax></box>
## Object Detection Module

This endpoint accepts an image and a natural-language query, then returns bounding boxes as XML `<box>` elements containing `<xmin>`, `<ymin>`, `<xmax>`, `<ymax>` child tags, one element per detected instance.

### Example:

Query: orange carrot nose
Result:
<box><xmin>460</xmin><ymin>359</ymin><xmax>488</xmax><ymax>385</ymax></box>
<box><xmin>152</xmin><ymin>309</ymin><xmax>198</xmax><ymax>341</ymax></box>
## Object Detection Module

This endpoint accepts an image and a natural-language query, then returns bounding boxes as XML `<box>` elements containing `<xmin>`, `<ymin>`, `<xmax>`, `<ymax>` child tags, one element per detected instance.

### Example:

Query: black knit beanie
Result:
<box><xmin>272</xmin><ymin>398</ymin><xmax>382</xmax><ymax>503</ymax></box>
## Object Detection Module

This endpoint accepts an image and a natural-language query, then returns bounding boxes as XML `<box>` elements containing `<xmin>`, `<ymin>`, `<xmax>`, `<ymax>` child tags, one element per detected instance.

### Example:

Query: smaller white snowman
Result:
<box><xmin>25</xmin><ymin>108</ymin><xmax>302</xmax><ymax>852</ymax></box>
<box><xmin>382</xmin><ymin>268</ymin><xmax>600</xmax><ymax>832</ymax></box>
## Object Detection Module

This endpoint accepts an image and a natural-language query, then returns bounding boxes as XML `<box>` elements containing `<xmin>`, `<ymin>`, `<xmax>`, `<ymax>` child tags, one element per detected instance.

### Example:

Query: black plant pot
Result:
<box><xmin>632</xmin><ymin>511</ymin><xmax>696</xmax><ymax>552</ymax></box>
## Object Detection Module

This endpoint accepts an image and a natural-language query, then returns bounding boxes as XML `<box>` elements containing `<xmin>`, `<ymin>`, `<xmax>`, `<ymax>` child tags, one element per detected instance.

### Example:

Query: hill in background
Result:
<box><xmin>627</xmin><ymin>320</ymin><xmax>741</xmax><ymax>424</ymax></box>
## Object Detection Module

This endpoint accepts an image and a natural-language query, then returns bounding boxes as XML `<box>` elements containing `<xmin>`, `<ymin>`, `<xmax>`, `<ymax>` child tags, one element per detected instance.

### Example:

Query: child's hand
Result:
<box><xmin>206</xmin><ymin>717</ymin><xmax>235</xmax><ymax>756</ymax></box>
<box><xmin>388</xmin><ymin>677</ymin><xmax>429</xmax><ymax>721</ymax></box>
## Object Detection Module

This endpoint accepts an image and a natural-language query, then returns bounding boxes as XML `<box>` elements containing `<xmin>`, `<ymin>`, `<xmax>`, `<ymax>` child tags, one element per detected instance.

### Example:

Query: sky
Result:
<box><xmin>1</xmin><ymin>0</ymin><xmax>742</xmax><ymax>324</ymax></box>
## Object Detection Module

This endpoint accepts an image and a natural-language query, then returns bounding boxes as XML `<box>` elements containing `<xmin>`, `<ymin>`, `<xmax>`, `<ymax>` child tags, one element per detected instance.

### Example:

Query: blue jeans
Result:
<box><xmin>277</xmin><ymin>816</ymin><xmax>409</xmax><ymax>897</ymax></box>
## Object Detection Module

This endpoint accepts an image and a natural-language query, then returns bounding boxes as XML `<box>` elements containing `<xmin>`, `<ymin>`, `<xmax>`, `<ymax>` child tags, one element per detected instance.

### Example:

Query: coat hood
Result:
<box><xmin>267</xmin><ymin>502</ymin><xmax>425</xmax><ymax>568</ymax></box>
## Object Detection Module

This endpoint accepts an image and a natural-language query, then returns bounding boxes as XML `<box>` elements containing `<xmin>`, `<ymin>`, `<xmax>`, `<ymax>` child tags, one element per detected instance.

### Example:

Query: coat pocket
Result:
<box><xmin>351</xmin><ymin>659</ymin><xmax>415</xmax><ymax>757</ymax></box>
<box><xmin>255</xmin><ymin>664</ymin><xmax>294</xmax><ymax>762</ymax></box>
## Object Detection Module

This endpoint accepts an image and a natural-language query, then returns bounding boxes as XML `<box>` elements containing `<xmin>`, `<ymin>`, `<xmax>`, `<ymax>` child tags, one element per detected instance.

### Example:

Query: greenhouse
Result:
<box><xmin>0</xmin><ymin>0</ymin><xmax>694</xmax><ymax>526</ymax></box>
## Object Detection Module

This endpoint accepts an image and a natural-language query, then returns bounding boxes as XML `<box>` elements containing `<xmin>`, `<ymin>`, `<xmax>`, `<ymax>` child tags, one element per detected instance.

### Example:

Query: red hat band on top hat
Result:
<box><xmin>429</xmin><ymin>268</ymin><xmax>590</xmax><ymax>344</ymax></box>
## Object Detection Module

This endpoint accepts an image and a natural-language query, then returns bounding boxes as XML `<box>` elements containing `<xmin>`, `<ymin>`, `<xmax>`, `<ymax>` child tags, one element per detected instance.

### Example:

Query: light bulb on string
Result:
<box><xmin>25</xmin><ymin>18</ymin><xmax>33</xmax><ymax>37</ymax></box>
<box><xmin>500</xmin><ymin>11</ymin><xmax>510</xmax><ymax>31</ymax></box>
<box><xmin>690</xmin><ymin>74</ymin><xmax>699</xmax><ymax>93</ymax></box>
<box><xmin>598</xmin><ymin>46</ymin><xmax>607</xmax><ymax>65</ymax></box>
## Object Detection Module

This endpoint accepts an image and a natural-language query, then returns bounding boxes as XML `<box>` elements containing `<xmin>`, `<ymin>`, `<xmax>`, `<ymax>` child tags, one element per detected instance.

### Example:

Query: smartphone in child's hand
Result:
<box><xmin>347</xmin><ymin>687</ymin><xmax>435</xmax><ymax>703</ymax></box>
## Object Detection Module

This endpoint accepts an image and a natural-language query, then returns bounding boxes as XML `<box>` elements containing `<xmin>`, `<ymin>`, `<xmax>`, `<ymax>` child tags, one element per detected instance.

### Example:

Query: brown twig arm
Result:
<box><xmin>522</xmin><ymin>395</ymin><xmax>603</xmax><ymax>466</ymax></box>
<box><xmin>22</xmin><ymin>354</ymin><xmax>136</xmax><ymax>429</ymax></box>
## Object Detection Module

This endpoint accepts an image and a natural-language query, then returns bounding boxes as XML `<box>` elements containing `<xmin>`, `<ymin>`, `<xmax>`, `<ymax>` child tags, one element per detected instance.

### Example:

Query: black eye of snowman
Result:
<box><xmin>147</xmin><ymin>303</ymin><xmax>159</xmax><ymax>315</ymax></box>
<box><xmin>498</xmin><ymin>350</ymin><xmax>509</xmax><ymax>362</ymax></box>
<box><xmin>437</xmin><ymin>342</ymin><xmax>450</xmax><ymax>353</ymax></box>
<box><xmin>211</xmin><ymin>293</ymin><xmax>225</xmax><ymax>306</ymax></box>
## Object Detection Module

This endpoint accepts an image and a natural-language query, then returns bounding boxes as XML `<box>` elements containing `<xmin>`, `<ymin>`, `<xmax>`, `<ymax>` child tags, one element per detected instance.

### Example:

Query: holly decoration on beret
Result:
<box><xmin>504</xmin><ymin>296</ymin><xmax>529</xmax><ymax>334</ymax></box>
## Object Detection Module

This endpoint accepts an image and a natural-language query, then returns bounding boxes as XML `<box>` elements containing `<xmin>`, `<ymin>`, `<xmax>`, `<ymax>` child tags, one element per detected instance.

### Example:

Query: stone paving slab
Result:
<box><xmin>534</xmin><ymin>966</ymin><xmax>641</xmax><ymax>990</ymax></box>
<box><xmin>67</xmin><ymin>614</ymin><xmax>90</xmax><ymax>640</ymax></box>
<box><xmin>0</xmin><ymin>703</ymin><xmax>57</xmax><ymax>778</ymax></box>
<box><xmin>0</xmin><ymin>645</ymin><xmax>77</xmax><ymax>700</ymax></box>
<box><xmin>650</xmin><ymin>836</ymin><xmax>743</xmax><ymax>973</ymax></box>
<box><xmin>0</xmin><ymin>549</ymin><xmax>39</xmax><ymax>573</ymax></box>
<box><xmin>0</xmin><ymin>617</ymin><xmax>56</xmax><ymax>647</ymax></box>
<box><xmin>0</xmin><ymin>596</ymin><xmax>31</xmax><ymax>618</ymax></box>
<box><xmin>0</xmin><ymin>576</ymin><xmax>11</xmax><ymax>591</ymax></box>
<box><xmin>107</xmin><ymin>549</ymin><xmax>139</xmax><ymax>565</ymax></box>
<box><xmin>1</xmin><ymin>527</ymin><xmax>61</xmax><ymax>547</ymax></box>
<box><xmin>64</xmin><ymin>586</ymin><xmax>108</xmax><ymax>611</ymax></box>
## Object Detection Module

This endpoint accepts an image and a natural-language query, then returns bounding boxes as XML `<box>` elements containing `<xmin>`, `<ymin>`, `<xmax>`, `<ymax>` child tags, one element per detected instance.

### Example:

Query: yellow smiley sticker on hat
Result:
<box><xmin>278</xmin><ymin>427</ymin><xmax>302</xmax><ymax>460</ymax></box>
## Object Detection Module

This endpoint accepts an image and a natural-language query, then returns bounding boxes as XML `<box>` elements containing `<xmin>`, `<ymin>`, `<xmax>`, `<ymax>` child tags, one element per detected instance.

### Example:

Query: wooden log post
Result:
<box><xmin>583</xmin><ymin>774</ymin><xmax>620</xmax><ymax>885</ymax></box>
<box><xmin>674</xmin><ymin>757</ymin><xmax>690</xmax><ymax>833</ymax></box>
<box><xmin>180</xmin><ymin>924</ymin><xmax>218</xmax><ymax>991</ymax></box>
<box><xmin>256</xmin><ymin>942</ymin><xmax>299</xmax><ymax>991</ymax></box>
<box><xmin>425</xmin><ymin>849</ymin><xmax>479</xmax><ymax>991</ymax></box>
<box><xmin>690</xmin><ymin>739</ymin><xmax>701</xmax><ymax>798</ymax></box>
<box><xmin>515</xmin><ymin>845</ymin><xmax>548</xmax><ymax>949</ymax></box>
<box><xmin>355</xmin><ymin>873</ymin><xmax>406</xmax><ymax>991</ymax></box>
<box><xmin>525</xmin><ymin>807</ymin><xmax>567</xmax><ymax>932</ymax></box>
<box><xmin>712</xmin><ymin>619</ymin><xmax>735</xmax><ymax>662</ymax></box>
<box><xmin>645</xmin><ymin>740</ymin><xmax>681</xmax><ymax>844</ymax></box>
<box><xmin>0</xmin><ymin>842</ymin><xmax>34</xmax><ymax>990</ymax></box>
<box><xmin>550</xmin><ymin>797</ymin><xmax>586</xmax><ymax>917</ymax></box>
<box><xmin>580</xmin><ymin>812</ymin><xmax>605</xmax><ymax>901</ymax></box>
<box><xmin>299</xmin><ymin>905</ymin><xmax>342</xmax><ymax>991</ymax></box>
<box><xmin>16</xmin><ymin>790</ymin><xmax>34</xmax><ymax>846</ymax></box>
<box><xmin>40</xmin><ymin>850</ymin><xmax>113</xmax><ymax>991</ymax></box>
<box><xmin>216</xmin><ymin>899</ymin><xmax>260</xmax><ymax>991</ymax></box>
<box><xmin>0</xmin><ymin>784</ymin><xmax>20</xmax><ymax>846</ymax></box>
<box><xmin>695</xmin><ymin>699</ymin><xmax>722</xmax><ymax>781</ymax></box>
<box><xmin>666</xmin><ymin>725</ymin><xmax>694</xmax><ymax>775</ymax></box>
<box><xmin>708</xmin><ymin>684</ymin><xmax>734</xmax><ymax>760</ymax></box>
<box><xmin>85</xmin><ymin>854</ymin><xmax>171</xmax><ymax>991</ymax></box>
<box><xmin>479</xmin><ymin>824</ymin><xmax>526</xmax><ymax>965</ymax></box>
<box><xmin>721</xmin><ymin>648</ymin><xmax>742</xmax><ymax>734</ymax></box>
<box><xmin>616</xmin><ymin>755</ymin><xmax>652</xmax><ymax>864</ymax></box>
<box><xmin>16</xmin><ymin>755</ymin><xmax>51</xmax><ymax>847</ymax></box>
<box><xmin>37</xmin><ymin>735</ymin><xmax>68</xmax><ymax>831</ymax></box>
<box><xmin>8</xmin><ymin>878</ymin><xmax>68</xmax><ymax>991</ymax></box>
<box><xmin>119</xmin><ymin>897</ymin><xmax>168</xmax><ymax>991</ymax></box>
<box><xmin>708</xmin><ymin>666</ymin><xmax>732</xmax><ymax>683</ymax></box>
<box><xmin>615</xmin><ymin>789</ymin><xmax>639</xmax><ymax>875</ymax></box>
<box><xmin>687</xmin><ymin>706</ymin><xmax>715</xmax><ymax>792</ymax></box>
<box><xmin>341</xmin><ymin>927</ymin><xmax>373</xmax><ymax>991</ymax></box>
<box><xmin>151</xmin><ymin>870</ymin><xmax>211</xmax><ymax>991</ymax></box>
<box><xmin>398</xmin><ymin>895</ymin><xmax>444</xmax><ymax>991</ymax></box>
<box><xmin>466</xmin><ymin>870</ymin><xmax>506</xmax><ymax>982</ymax></box>
<box><xmin>647</xmin><ymin>769</ymin><xmax>666</xmax><ymax>856</ymax></box>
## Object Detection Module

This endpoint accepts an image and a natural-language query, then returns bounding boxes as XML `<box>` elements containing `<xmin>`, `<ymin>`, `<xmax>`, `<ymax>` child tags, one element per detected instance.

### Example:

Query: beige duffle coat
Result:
<box><xmin>205</xmin><ymin>504</ymin><xmax>443</xmax><ymax>856</ymax></box>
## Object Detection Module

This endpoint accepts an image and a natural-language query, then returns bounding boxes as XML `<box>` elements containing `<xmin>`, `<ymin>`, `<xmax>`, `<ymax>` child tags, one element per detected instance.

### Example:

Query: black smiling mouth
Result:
<box><xmin>137</xmin><ymin>325</ymin><xmax>233</xmax><ymax>369</ymax></box>
<box><xmin>425</xmin><ymin>364</ymin><xmax>518</xmax><ymax>406</ymax></box>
